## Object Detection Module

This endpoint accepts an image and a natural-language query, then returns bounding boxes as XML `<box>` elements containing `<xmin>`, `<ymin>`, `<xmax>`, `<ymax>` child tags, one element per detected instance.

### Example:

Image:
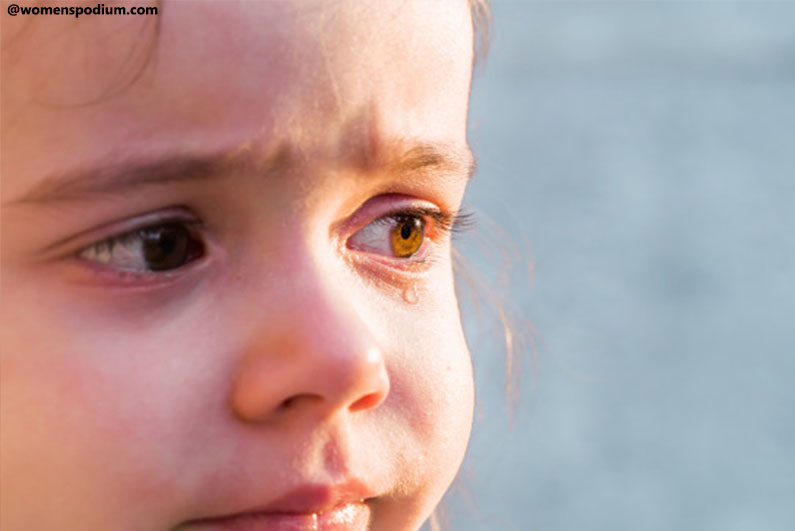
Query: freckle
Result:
<box><xmin>402</xmin><ymin>284</ymin><xmax>418</xmax><ymax>304</ymax></box>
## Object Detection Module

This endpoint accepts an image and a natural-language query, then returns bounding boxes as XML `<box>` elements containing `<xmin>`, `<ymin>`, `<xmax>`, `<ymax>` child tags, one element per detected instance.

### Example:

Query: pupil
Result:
<box><xmin>139</xmin><ymin>224</ymin><xmax>192</xmax><ymax>271</ymax></box>
<box><xmin>401</xmin><ymin>221</ymin><xmax>414</xmax><ymax>240</ymax></box>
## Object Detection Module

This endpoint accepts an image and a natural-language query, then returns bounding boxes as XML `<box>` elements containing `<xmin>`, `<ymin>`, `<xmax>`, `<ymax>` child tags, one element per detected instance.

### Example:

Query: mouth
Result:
<box><xmin>180</xmin><ymin>482</ymin><xmax>373</xmax><ymax>531</ymax></box>
<box><xmin>184</xmin><ymin>502</ymin><xmax>370</xmax><ymax>531</ymax></box>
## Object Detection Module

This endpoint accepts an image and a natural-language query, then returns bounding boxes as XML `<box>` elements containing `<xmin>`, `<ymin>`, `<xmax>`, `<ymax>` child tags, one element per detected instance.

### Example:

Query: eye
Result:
<box><xmin>78</xmin><ymin>222</ymin><xmax>204</xmax><ymax>273</ymax></box>
<box><xmin>390</xmin><ymin>216</ymin><xmax>425</xmax><ymax>257</ymax></box>
<box><xmin>348</xmin><ymin>213</ymin><xmax>430</xmax><ymax>259</ymax></box>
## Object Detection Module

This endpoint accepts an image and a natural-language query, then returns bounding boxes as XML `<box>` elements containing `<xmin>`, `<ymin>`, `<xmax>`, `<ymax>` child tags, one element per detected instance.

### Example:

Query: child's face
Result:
<box><xmin>0</xmin><ymin>1</ymin><xmax>474</xmax><ymax>530</ymax></box>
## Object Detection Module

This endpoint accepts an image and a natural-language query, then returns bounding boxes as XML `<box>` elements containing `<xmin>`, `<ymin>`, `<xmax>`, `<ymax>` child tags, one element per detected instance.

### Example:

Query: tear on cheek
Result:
<box><xmin>402</xmin><ymin>283</ymin><xmax>419</xmax><ymax>304</ymax></box>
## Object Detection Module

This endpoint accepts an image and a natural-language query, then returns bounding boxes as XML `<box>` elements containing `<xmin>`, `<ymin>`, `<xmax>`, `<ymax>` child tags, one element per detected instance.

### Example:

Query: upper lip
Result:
<box><xmin>261</xmin><ymin>479</ymin><xmax>373</xmax><ymax>514</ymax></box>
<box><xmin>186</xmin><ymin>479</ymin><xmax>374</xmax><ymax>524</ymax></box>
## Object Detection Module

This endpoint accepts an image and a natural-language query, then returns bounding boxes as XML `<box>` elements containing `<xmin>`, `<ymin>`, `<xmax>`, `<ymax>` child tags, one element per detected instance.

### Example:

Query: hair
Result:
<box><xmin>469</xmin><ymin>0</ymin><xmax>492</xmax><ymax>69</ymax></box>
<box><xmin>5</xmin><ymin>0</ymin><xmax>492</xmax><ymax>107</ymax></box>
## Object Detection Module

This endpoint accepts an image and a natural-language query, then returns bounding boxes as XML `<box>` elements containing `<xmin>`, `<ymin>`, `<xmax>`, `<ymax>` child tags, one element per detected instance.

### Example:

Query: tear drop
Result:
<box><xmin>402</xmin><ymin>284</ymin><xmax>419</xmax><ymax>304</ymax></box>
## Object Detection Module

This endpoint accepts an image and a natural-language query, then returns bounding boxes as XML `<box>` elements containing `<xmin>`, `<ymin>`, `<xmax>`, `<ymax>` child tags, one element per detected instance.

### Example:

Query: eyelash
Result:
<box><xmin>74</xmin><ymin>206</ymin><xmax>474</xmax><ymax>282</ymax></box>
<box><xmin>396</xmin><ymin>206</ymin><xmax>474</xmax><ymax>236</ymax></box>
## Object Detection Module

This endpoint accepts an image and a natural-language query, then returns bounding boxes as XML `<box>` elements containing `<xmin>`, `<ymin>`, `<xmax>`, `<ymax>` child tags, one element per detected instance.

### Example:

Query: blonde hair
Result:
<box><xmin>469</xmin><ymin>0</ymin><xmax>492</xmax><ymax>69</ymax></box>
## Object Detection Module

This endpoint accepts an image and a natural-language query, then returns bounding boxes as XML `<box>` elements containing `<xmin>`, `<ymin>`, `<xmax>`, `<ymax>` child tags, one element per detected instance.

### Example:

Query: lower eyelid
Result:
<box><xmin>69</xmin><ymin>247</ymin><xmax>212</xmax><ymax>288</ymax></box>
<box><xmin>345</xmin><ymin>249</ymin><xmax>443</xmax><ymax>294</ymax></box>
<box><xmin>347</xmin><ymin>234</ymin><xmax>439</xmax><ymax>273</ymax></box>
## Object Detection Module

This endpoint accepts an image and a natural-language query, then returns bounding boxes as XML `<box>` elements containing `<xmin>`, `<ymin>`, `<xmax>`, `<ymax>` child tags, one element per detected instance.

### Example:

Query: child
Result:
<box><xmin>0</xmin><ymin>1</ymin><xmax>488</xmax><ymax>529</ymax></box>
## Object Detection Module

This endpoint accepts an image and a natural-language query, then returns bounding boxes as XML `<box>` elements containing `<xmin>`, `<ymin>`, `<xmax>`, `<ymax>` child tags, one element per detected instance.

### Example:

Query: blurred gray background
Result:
<box><xmin>444</xmin><ymin>1</ymin><xmax>795</xmax><ymax>530</ymax></box>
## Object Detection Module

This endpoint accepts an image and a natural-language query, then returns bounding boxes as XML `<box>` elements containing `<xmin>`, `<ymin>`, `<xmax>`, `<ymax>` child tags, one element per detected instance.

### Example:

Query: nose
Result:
<box><xmin>229</xmin><ymin>263</ymin><xmax>390</xmax><ymax>424</ymax></box>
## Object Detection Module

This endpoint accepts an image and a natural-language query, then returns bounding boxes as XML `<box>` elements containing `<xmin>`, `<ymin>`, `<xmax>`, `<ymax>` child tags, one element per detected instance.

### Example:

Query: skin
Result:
<box><xmin>0</xmin><ymin>1</ymin><xmax>475</xmax><ymax>530</ymax></box>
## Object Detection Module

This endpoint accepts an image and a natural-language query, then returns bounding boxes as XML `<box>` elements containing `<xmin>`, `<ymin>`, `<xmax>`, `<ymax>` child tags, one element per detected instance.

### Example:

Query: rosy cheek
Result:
<box><xmin>0</xmin><ymin>353</ymin><xmax>147</xmax><ymax>526</ymax></box>
<box><xmin>380</xmin><ymin>270</ymin><xmax>473</xmax><ymax>453</ymax></box>
<box><xmin>2</xmin><ymin>306</ymin><xmax>199</xmax><ymax>519</ymax></box>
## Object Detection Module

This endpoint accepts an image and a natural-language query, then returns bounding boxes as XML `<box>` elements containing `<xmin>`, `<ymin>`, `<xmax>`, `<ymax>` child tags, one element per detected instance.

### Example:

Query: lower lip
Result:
<box><xmin>190</xmin><ymin>502</ymin><xmax>370</xmax><ymax>531</ymax></box>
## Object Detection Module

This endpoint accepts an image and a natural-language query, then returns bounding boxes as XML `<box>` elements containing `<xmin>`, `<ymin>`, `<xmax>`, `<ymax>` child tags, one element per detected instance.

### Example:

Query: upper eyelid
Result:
<box><xmin>388</xmin><ymin>207</ymin><xmax>454</xmax><ymax>230</ymax></box>
<box><xmin>347</xmin><ymin>204</ymin><xmax>456</xmax><ymax>234</ymax></box>
<box><xmin>38</xmin><ymin>207</ymin><xmax>200</xmax><ymax>259</ymax></box>
<box><xmin>85</xmin><ymin>219</ymin><xmax>203</xmax><ymax>249</ymax></box>
<box><xmin>379</xmin><ymin>207</ymin><xmax>473</xmax><ymax>240</ymax></box>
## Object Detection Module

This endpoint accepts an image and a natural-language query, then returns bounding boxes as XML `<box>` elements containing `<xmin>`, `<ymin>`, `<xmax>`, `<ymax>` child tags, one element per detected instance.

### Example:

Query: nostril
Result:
<box><xmin>279</xmin><ymin>396</ymin><xmax>296</xmax><ymax>410</ymax></box>
<box><xmin>278</xmin><ymin>394</ymin><xmax>306</xmax><ymax>411</ymax></box>
<box><xmin>278</xmin><ymin>391</ymin><xmax>383</xmax><ymax>414</ymax></box>
<box><xmin>348</xmin><ymin>391</ymin><xmax>384</xmax><ymax>413</ymax></box>
<box><xmin>277</xmin><ymin>393</ymin><xmax>323</xmax><ymax>413</ymax></box>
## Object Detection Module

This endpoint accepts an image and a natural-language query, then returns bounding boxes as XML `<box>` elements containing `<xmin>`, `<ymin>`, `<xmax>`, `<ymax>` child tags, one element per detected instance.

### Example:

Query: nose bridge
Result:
<box><xmin>229</xmin><ymin>247</ymin><xmax>390</xmax><ymax>423</ymax></box>
<box><xmin>279</xmin><ymin>245</ymin><xmax>372</xmax><ymax>364</ymax></box>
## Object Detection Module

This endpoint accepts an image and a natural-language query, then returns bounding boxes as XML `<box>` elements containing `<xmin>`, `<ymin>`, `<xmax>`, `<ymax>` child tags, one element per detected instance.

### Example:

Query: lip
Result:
<box><xmin>181</xmin><ymin>481</ymin><xmax>373</xmax><ymax>531</ymax></box>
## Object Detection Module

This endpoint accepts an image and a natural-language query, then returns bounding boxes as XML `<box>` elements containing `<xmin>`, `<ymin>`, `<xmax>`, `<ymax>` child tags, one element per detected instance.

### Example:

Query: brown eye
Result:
<box><xmin>138</xmin><ymin>224</ymin><xmax>202</xmax><ymax>271</ymax></box>
<box><xmin>347</xmin><ymin>209</ymin><xmax>439</xmax><ymax>260</ymax></box>
<box><xmin>390</xmin><ymin>217</ymin><xmax>424</xmax><ymax>258</ymax></box>
<box><xmin>78</xmin><ymin>222</ymin><xmax>204</xmax><ymax>273</ymax></box>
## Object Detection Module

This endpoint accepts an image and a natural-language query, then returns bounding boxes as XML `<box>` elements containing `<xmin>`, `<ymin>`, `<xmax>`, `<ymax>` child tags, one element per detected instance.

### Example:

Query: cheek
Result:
<box><xmin>381</xmin><ymin>272</ymin><xmax>474</xmax><ymax>499</ymax></box>
<box><xmin>0</xmin><ymin>350</ymin><xmax>160</xmax><ymax>528</ymax></box>
<box><xmin>0</xmin><ymin>255</ymin><xmax>474</xmax><ymax>528</ymax></box>
<box><xmin>0</xmin><ymin>287</ymin><xmax>212</xmax><ymax>527</ymax></box>
<box><xmin>395</xmin><ymin>316</ymin><xmax>473</xmax><ymax>443</ymax></box>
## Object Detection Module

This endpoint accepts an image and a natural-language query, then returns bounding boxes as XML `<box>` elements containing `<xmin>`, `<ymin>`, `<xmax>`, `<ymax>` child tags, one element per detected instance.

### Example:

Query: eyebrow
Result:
<box><xmin>8</xmin><ymin>154</ymin><xmax>237</xmax><ymax>205</ymax></box>
<box><xmin>7</xmin><ymin>141</ymin><xmax>475</xmax><ymax>206</ymax></box>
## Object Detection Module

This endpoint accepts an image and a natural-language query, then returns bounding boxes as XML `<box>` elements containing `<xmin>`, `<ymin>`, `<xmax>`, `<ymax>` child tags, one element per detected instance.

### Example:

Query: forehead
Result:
<box><xmin>1</xmin><ymin>0</ymin><xmax>473</xmax><ymax>199</ymax></box>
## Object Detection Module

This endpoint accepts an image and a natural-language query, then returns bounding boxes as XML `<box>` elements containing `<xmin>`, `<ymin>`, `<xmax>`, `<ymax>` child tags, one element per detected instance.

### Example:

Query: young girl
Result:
<box><xmin>1</xmin><ymin>1</ymin><xmax>488</xmax><ymax>529</ymax></box>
